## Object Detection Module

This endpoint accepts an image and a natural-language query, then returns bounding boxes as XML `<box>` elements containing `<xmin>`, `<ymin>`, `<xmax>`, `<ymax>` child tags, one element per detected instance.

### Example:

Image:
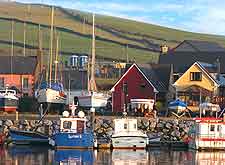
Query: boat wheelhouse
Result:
<box><xmin>189</xmin><ymin>117</ymin><xmax>225</xmax><ymax>150</ymax></box>
<box><xmin>0</xmin><ymin>88</ymin><xmax>18</xmax><ymax>112</ymax></box>
<box><xmin>51</xmin><ymin>111</ymin><xmax>93</xmax><ymax>149</ymax></box>
<box><xmin>111</xmin><ymin>118</ymin><xmax>148</xmax><ymax>149</ymax></box>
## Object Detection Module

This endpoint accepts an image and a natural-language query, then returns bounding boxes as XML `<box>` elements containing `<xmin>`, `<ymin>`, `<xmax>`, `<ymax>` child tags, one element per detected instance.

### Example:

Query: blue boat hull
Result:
<box><xmin>54</xmin><ymin>132</ymin><xmax>94</xmax><ymax>149</ymax></box>
<box><xmin>9</xmin><ymin>130</ymin><xmax>49</xmax><ymax>145</ymax></box>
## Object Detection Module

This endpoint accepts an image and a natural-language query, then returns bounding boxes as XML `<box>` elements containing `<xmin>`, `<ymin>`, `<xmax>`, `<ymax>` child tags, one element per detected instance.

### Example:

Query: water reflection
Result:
<box><xmin>0</xmin><ymin>145</ymin><xmax>54</xmax><ymax>165</ymax></box>
<box><xmin>1</xmin><ymin>146</ymin><xmax>225</xmax><ymax>165</ymax></box>
<box><xmin>55</xmin><ymin>149</ymin><xmax>94</xmax><ymax>165</ymax></box>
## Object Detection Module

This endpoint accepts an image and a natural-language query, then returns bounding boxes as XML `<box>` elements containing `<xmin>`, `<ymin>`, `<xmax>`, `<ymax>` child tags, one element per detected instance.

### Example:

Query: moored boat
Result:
<box><xmin>9</xmin><ymin>129</ymin><xmax>49</xmax><ymax>145</ymax></box>
<box><xmin>50</xmin><ymin>111</ymin><xmax>94</xmax><ymax>149</ymax></box>
<box><xmin>0</xmin><ymin>88</ymin><xmax>18</xmax><ymax>112</ymax></box>
<box><xmin>189</xmin><ymin>117</ymin><xmax>225</xmax><ymax>150</ymax></box>
<box><xmin>111</xmin><ymin>117</ymin><xmax>148</xmax><ymax>149</ymax></box>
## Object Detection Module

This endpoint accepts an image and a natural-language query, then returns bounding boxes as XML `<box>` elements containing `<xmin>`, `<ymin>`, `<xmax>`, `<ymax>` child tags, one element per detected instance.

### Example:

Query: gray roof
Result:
<box><xmin>173</xmin><ymin>40</ymin><xmax>225</xmax><ymax>52</ymax></box>
<box><xmin>159</xmin><ymin>52</ymin><xmax>225</xmax><ymax>73</ymax></box>
<box><xmin>62</xmin><ymin>69</ymin><xmax>88</xmax><ymax>90</ymax></box>
<box><xmin>125</xmin><ymin>63</ymin><xmax>171</xmax><ymax>92</ymax></box>
<box><xmin>0</xmin><ymin>56</ymin><xmax>37</xmax><ymax>74</ymax></box>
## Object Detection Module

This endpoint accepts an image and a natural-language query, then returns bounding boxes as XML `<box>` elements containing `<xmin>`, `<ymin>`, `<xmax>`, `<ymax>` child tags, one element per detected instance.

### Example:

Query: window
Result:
<box><xmin>0</xmin><ymin>78</ymin><xmax>4</xmax><ymax>88</ymax></box>
<box><xmin>63</xmin><ymin>121</ymin><xmax>72</xmax><ymax>129</ymax></box>
<box><xmin>22</xmin><ymin>77</ymin><xmax>29</xmax><ymax>89</ymax></box>
<box><xmin>134</xmin><ymin>124</ymin><xmax>136</xmax><ymax>129</ymax></box>
<box><xmin>190</xmin><ymin>72</ymin><xmax>202</xmax><ymax>81</ymax></box>
<box><xmin>210</xmin><ymin>125</ymin><xmax>215</xmax><ymax>132</ymax></box>
<box><xmin>217</xmin><ymin>125</ymin><xmax>221</xmax><ymax>132</ymax></box>
<box><xmin>124</xmin><ymin>123</ymin><xmax>128</xmax><ymax>129</ymax></box>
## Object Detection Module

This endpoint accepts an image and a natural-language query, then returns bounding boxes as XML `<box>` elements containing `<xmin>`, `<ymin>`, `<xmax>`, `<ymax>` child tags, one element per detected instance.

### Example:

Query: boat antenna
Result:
<box><xmin>89</xmin><ymin>13</ymin><xmax>97</xmax><ymax>92</ymax></box>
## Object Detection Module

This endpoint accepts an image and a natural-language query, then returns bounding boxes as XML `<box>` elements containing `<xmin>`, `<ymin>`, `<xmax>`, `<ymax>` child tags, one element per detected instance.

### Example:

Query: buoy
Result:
<box><xmin>62</xmin><ymin>111</ymin><xmax>70</xmax><ymax>117</ymax></box>
<box><xmin>78</xmin><ymin>111</ymin><xmax>85</xmax><ymax>118</ymax></box>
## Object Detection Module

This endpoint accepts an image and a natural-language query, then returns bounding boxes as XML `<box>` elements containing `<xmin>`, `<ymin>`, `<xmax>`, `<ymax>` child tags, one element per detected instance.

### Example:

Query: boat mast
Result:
<box><xmin>48</xmin><ymin>6</ymin><xmax>54</xmax><ymax>86</ymax></box>
<box><xmin>89</xmin><ymin>13</ymin><xmax>97</xmax><ymax>92</ymax></box>
<box><xmin>54</xmin><ymin>36</ymin><xmax>59</xmax><ymax>83</ymax></box>
<box><xmin>10</xmin><ymin>20</ymin><xmax>14</xmax><ymax>85</ymax></box>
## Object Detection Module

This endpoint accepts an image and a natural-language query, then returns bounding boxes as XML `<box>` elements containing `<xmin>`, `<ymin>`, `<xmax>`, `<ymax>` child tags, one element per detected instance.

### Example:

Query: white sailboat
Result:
<box><xmin>76</xmin><ymin>14</ymin><xmax>109</xmax><ymax>108</ymax></box>
<box><xmin>36</xmin><ymin>7</ymin><xmax>66</xmax><ymax>108</ymax></box>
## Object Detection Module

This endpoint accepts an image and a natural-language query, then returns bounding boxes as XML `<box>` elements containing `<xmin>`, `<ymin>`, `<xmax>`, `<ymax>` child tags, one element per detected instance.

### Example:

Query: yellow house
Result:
<box><xmin>173</xmin><ymin>62</ymin><xmax>219</xmax><ymax>111</ymax></box>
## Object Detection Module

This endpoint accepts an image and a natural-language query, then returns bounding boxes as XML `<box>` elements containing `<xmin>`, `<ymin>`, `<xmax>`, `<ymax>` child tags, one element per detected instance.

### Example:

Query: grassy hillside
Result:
<box><xmin>0</xmin><ymin>1</ymin><xmax>224</xmax><ymax>64</ymax></box>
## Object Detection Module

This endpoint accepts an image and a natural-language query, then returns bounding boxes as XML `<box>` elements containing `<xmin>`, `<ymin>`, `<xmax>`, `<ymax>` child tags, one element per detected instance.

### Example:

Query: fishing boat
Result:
<box><xmin>36</xmin><ymin>7</ymin><xmax>66</xmax><ymax>110</ymax></box>
<box><xmin>50</xmin><ymin>111</ymin><xmax>94</xmax><ymax>149</ymax></box>
<box><xmin>188</xmin><ymin>117</ymin><xmax>225</xmax><ymax>150</ymax></box>
<box><xmin>76</xmin><ymin>14</ymin><xmax>109</xmax><ymax>109</ymax></box>
<box><xmin>9</xmin><ymin>129</ymin><xmax>49</xmax><ymax>145</ymax></box>
<box><xmin>0</xmin><ymin>87</ymin><xmax>18</xmax><ymax>112</ymax></box>
<box><xmin>111</xmin><ymin>116</ymin><xmax>148</xmax><ymax>149</ymax></box>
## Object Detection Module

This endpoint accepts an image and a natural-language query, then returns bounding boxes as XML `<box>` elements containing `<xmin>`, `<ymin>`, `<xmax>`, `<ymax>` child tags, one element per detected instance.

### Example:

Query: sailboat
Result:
<box><xmin>0</xmin><ymin>20</ymin><xmax>19</xmax><ymax>112</ymax></box>
<box><xmin>76</xmin><ymin>14</ymin><xmax>109</xmax><ymax>109</ymax></box>
<box><xmin>36</xmin><ymin>7</ymin><xmax>66</xmax><ymax>111</ymax></box>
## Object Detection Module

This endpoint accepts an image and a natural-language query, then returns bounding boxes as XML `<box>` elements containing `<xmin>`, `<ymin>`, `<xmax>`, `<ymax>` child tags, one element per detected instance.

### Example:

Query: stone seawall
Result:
<box><xmin>0</xmin><ymin>114</ymin><xmax>195</xmax><ymax>142</ymax></box>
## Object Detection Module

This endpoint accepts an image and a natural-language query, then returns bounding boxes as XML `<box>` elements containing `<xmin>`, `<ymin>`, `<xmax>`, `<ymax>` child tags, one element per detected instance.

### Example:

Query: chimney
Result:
<box><xmin>160</xmin><ymin>44</ymin><xmax>169</xmax><ymax>54</ymax></box>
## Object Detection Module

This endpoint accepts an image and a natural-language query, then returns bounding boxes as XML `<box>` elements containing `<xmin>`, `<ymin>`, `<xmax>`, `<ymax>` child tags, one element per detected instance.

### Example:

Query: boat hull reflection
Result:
<box><xmin>55</xmin><ymin>149</ymin><xmax>94</xmax><ymax>165</ymax></box>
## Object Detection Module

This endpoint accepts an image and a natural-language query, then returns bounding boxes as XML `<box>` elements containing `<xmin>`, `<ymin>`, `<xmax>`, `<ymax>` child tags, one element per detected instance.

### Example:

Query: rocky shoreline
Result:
<box><xmin>0</xmin><ymin>116</ymin><xmax>194</xmax><ymax>143</ymax></box>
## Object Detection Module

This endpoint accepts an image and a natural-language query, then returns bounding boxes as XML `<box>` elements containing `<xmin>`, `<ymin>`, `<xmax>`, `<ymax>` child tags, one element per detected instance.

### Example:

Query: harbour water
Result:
<box><xmin>1</xmin><ymin>146</ymin><xmax>225</xmax><ymax>165</ymax></box>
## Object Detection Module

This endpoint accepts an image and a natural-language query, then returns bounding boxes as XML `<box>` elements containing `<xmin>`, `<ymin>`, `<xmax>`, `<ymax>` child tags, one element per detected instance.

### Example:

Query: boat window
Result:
<box><xmin>63</xmin><ymin>121</ymin><xmax>72</xmax><ymax>129</ymax></box>
<box><xmin>124</xmin><ymin>123</ymin><xmax>128</xmax><ymax>129</ymax></box>
<box><xmin>217</xmin><ymin>125</ymin><xmax>221</xmax><ymax>132</ymax></box>
<box><xmin>210</xmin><ymin>125</ymin><xmax>215</xmax><ymax>132</ymax></box>
<box><xmin>134</xmin><ymin>124</ymin><xmax>136</xmax><ymax>129</ymax></box>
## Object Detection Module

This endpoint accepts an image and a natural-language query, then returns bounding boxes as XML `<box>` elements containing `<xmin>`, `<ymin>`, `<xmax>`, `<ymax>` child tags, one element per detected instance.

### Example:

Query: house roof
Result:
<box><xmin>138</xmin><ymin>64</ymin><xmax>171</xmax><ymax>92</ymax></box>
<box><xmin>159</xmin><ymin>52</ymin><xmax>225</xmax><ymax>73</ymax></box>
<box><xmin>61</xmin><ymin>69</ymin><xmax>88</xmax><ymax>90</ymax></box>
<box><xmin>173</xmin><ymin>61</ymin><xmax>219</xmax><ymax>87</ymax></box>
<box><xmin>0</xmin><ymin>56</ymin><xmax>37</xmax><ymax>74</ymax></box>
<box><xmin>111</xmin><ymin>63</ymin><xmax>171</xmax><ymax>93</ymax></box>
<box><xmin>172</xmin><ymin>40</ymin><xmax>225</xmax><ymax>52</ymax></box>
<box><xmin>111</xmin><ymin>63</ymin><xmax>158</xmax><ymax>93</ymax></box>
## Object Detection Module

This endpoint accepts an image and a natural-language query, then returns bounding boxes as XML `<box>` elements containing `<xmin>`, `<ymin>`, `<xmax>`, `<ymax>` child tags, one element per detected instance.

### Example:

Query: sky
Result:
<box><xmin>13</xmin><ymin>0</ymin><xmax>225</xmax><ymax>35</ymax></box>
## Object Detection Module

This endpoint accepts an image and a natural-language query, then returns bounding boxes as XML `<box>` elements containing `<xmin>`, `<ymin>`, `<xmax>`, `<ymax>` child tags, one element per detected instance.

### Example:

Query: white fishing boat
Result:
<box><xmin>111</xmin><ymin>117</ymin><xmax>148</xmax><ymax>149</ymax></box>
<box><xmin>76</xmin><ymin>14</ymin><xmax>109</xmax><ymax>109</ymax></box>
<box><xmin>77</xmin><ymin>91</ymin><xmax>109</xmax><ymax>108</ymax></box>
<box><xmin>0</xmin><ymin>87</ymin><xmax>18</xmax><ymax>112</ymax></box>
<box><xmin>36</xmin><ymin>7</ymin><xmax>66</xmax><ymax>108</ymax></box>
<box><xmin>189</xmin><ymin>117</ymin><xmax>225</xmax><ymax>150</ymax></box>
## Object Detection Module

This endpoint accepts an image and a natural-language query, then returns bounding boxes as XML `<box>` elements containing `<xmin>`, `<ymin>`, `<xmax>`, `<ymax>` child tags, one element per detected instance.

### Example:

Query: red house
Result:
<box><xmin>111</xmin><ymin>63</ymin><xmax>159</xmax><ymax>113</ymax></box>
<box><xmin>0</xmin><ymin>56</ymin><xmax>37</xmax><ymax>96</ymax></box>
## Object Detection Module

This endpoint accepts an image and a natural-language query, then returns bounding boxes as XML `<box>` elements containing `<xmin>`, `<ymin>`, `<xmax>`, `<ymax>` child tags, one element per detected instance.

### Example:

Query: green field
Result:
<box><xmin>0</xmin><ymin>1</ymin><xmax>224</xmax><ymax>64</ymax></box>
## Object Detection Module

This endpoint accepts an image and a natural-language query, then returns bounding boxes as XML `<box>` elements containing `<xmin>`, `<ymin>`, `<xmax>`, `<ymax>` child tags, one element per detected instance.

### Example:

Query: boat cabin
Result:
<box><xmin>60</xmin><ymin>117</ymin><xmax>87</xmax><ymax>133</ymax></box>
<box><xmin>114</xmin><ymin>118</ymin><xmax>138</xmax><ymax>133</ymax></box>
<box><xmin>0</xmin><ymin>89</ymin><xmax>17</xmax><ymax>96</ymax></box>
<box><xmin>190</xmin><ymin>117</ymin><xmax>225</xmax><ymax>150</ymax></box>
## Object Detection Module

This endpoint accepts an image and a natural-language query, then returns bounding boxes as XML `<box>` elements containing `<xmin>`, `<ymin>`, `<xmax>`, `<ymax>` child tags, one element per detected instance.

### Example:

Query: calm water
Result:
<box><xmin>1</xmin><ymin>146</ymin><xmax>225</xmax><ymax>165</ymax></box>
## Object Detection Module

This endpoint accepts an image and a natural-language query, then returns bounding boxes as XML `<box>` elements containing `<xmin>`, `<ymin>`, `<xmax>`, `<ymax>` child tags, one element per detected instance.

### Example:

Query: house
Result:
<box><xmin>0</xmin><ymin>56</ymin><xmax>37</xmax><ymax>96</ymax></box>
<box><xmin>61</xmin><ymin>69</ymin><xmax>88</xmax><ymax>104</ymax></box>
<box><xmin>110</xmin><ymin>63</ymin><xmax>172</xmax><ymax>113</ymax></box>
<box><xmin>159</xmin><ymin>40</ymin><xmax>225</xmax><ymax>80</ymax></box>
<box><xmin>173</xmin><ymin>61</ymin><xmax>225</xmax><ymax>111</ymax></box>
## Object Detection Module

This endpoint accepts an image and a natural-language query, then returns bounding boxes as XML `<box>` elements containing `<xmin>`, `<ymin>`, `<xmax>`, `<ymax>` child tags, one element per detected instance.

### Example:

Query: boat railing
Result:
<box><xmin>197</xmin><ymin>133</ymin><xmax>225</xmax><ymax>138</ymax></box>
<box><xmin>60</xmin><ymin>128</ymin><xmax>90</xmax><ymax>134</ymax></box>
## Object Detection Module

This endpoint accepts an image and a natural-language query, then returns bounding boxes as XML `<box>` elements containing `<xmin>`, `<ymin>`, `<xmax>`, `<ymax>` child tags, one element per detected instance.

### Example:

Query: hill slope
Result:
<box><xmin>0</xmin><ymin>1</ymin><xmax>224</xmax><ymax>63</ymax></box>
